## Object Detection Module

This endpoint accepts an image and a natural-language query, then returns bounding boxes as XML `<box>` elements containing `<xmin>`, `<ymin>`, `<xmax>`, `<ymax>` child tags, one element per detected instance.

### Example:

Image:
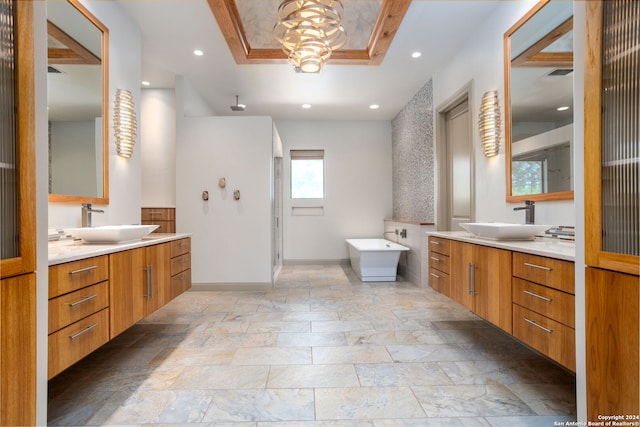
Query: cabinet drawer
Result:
<box><xmin>429</xmin><ymin>251</ymin><xmax>450</xmax><ymax>274</ymax></box>
<box><xmin>170</xmin><ymin>238</ymin><xmax>191</xmax><ymax>258</ymax></box>
<box><xmin>429</xmin><ymin>267</ymin><xmax>450</xmax><ymax>297</ymax></box>
<box><xmin>513</xmin><ymin>252</ymin><xmax>575</xmax><ymax>294</ymax></box>
<box><xmin>48</xmin><ymin>281</ymin><xmax>109</xmax><ymax>334</ymax></box>
<box><xmin>170</xmin><ymin>269</ymin><xmax>191</xmax><ymax>300</ymax></box>
<box><xmin>428</xmin><ymin>236</ymin><xmax>450</xmax><ymax>256</ymax></box>
<box><xmin>141</xmin><ymin>208</ymin><xmax>175</xmax><ymax>222</ymax></box>
<box><xmin>171</xmin><ymin>253</ymin><xmax>191</xmax><ymax>276</ymax></box>
<box><xmin>49</xmin><ymin>255</ymin><xmax>109</xmax><ymax>298</ymax></box>
<box><xmin>512</xmin><ymin>278</ymin><xmax>575</xmax><ymax>328</ymax></box>
<box><xmin>142</xmin><ymin>220</ymin><xmax>175</xmax><ymax>234</ymax></box>
<box><xmin>48</xmin><ymin>308</ymin><xmax>109</xmax><ymax>379</ymax></box>
<box><xmin>512</xmin><ymin>304</ymin><xmax>575</xmax><ymax>372</ymax></box>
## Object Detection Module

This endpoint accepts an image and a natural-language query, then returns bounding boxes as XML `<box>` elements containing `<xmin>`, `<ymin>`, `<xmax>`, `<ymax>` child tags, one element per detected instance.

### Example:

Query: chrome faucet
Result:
<box><xmin>513</xmin><ymin>200</ymin><xmax>535</xmax><ymax>224</ymax></box>
<box><xmin>81</xmin><ymin>203</ymin><xmax>104</xmax><ymax>227</ymax></box>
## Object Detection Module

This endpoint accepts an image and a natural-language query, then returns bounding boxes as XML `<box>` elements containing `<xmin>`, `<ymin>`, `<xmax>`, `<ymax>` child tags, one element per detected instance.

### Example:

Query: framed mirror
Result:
<box><xmin>47</xmin><ymin>0</ymin><xmax>109</xmax><ymax>204</ymax></box>
<box><xmin>504</xmin><ymin>0</ymin><xmax>574</xmax><ymax>202</ymax></box>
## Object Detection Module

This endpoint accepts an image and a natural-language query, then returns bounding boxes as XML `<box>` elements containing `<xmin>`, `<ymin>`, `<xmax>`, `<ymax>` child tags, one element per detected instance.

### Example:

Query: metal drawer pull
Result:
<box><xmin>180</xmin><ymin>243</ymin><xmax>188</xmax><ymax>247</ymax></box>
<box><xmin>523</xmin><ymin>290</ymin><xmax>552</xmax><ymax>302</ymax></box>
<box><xmin>430</xmin><ymin>256</ymin><xmax>440</xmax><ymax>262</ymax></box>
<box><xmin>430</xmin><ymin>273</ymin><xmax>441</xmax><ymax>279</ymax></box>
<box><xmin>69</xmin><ymin>265</ymin><xmax>98</xmax><ymax>275</ymax></box>
<box><xmin>68</xmin><ymin>294</ymin><xmax>97</xmax><ymax>307</ymax></box>
<box><xmin>523</xmin><ymin>262</ymin><xmax>552</xmax><ymax>271</ymax></box>
<box><xmin>69</xmin><ymin>323</ymin><xmax>98</xmax><ymax>340</ymax></box>
<box><xmin>430</xmin><ymin>241</ymin><xmax>440</xmax><ymax>245</ymax></box>
<box><xmin>524</xmin><ymin>318</ymin><xmax>553</xmax><ymax>333</ymax></box>
<box><xmin>144</xmin><ymin>266</ymin><xmax>153</xmax><ymax>298</ymax></box>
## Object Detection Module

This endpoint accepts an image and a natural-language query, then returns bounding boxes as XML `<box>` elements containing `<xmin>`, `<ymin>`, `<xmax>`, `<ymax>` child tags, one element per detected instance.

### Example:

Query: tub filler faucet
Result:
<box><xmin>513</xmin><ymin>200</ymin><xmax>535</xmax><ymax>224</ymax></box>
<box><xmin>81</xmin><ymin>203</ymin><xmax>104</xmax><ymax>227</ymax></box>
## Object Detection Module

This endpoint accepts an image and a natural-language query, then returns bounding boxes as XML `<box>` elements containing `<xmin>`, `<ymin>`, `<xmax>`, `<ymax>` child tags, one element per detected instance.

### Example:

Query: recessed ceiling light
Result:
<box><xmin>557</xmin><ymin>106</ymin><xmax>570</xmax><ymax>111</ymax></box>
<box><xmin>141</xmin><ymin>81</ymin><xmax>150</xmax><ymax>86</ymax></box>
<box><xmin>369</xmin><ymin>104</ymin><xmax>380</xmax><ymax>110</ymax></box>
<box><xmin>302</xmin><ymin>104</ymin><xmax>312</xmax><ymax>109</ymax></box>
<box><xmin>411</xmin><ymin>51</ymin><xmax>422</xmax><ymax>59</ymax></box>
<box><xmin>193</xmin><ymin>49</ymin><xmax>204</xmax><ymax>56</ymax></box>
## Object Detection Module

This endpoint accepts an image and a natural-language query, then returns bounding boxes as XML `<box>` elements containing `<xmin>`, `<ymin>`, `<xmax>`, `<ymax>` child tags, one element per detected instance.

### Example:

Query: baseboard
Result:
<box><xmin>283</xmin><ymin>259</ymin><xmax>350</xmax><ymax>266</ymax></box>
<box><xmin>189</xmin><ymin>282</ymin><xmax>272</xmax><ymax>292</ymax></box>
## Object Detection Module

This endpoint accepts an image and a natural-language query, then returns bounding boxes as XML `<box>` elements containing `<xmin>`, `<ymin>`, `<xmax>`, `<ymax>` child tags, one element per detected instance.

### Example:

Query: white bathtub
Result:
<box><xmin>345</xmin><ymin>238</ymin><xmax>410</xmax><ymax>282</ymax></box>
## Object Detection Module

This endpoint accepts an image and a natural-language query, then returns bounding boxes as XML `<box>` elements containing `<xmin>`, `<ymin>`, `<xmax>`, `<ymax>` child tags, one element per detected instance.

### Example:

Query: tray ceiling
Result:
<box><xmin>207</xmin><ymin>0</ymin><xmax>412</xmax><ymax>65</ymax></box>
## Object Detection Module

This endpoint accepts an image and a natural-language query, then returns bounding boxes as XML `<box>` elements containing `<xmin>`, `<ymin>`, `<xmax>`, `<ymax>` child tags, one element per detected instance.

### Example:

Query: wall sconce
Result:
<box><xmin>478</xmin><ymin>90</ymin><xmax>501</xmax><ymax>157</ymax></box>
<box><xmin>113</xmin><ymin>89</ymin><xmax>137</xmax><ymax>158</ymax></box>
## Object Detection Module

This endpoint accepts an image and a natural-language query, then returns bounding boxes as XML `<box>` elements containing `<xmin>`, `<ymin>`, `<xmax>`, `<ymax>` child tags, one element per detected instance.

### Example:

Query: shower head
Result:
<box><xmin>230</xmin><ymin>95</ymin><xmax>246</xmax><ymax>112</ymax></box>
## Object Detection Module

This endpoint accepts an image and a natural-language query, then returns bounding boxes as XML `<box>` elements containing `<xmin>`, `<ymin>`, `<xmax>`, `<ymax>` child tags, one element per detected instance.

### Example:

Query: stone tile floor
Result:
<box><xmin>48</xmin><ymin>264</ymin><xmax>577</xmax><ymax>426</ymax></box>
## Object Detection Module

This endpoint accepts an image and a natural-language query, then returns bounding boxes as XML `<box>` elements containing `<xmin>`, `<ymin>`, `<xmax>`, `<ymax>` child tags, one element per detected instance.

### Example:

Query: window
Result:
<box><xmin>290</xmin><ymin>149</ymin><xmax>324</xmax><ymax>199</ymax></box>
<box><xmin>511</xmin><ymin>160</ymin><xmax>544</xmax><ymax>196</ymax></box>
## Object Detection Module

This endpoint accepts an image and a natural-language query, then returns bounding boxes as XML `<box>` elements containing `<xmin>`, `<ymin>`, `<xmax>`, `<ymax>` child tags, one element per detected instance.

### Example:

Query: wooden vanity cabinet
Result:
<box><xmin>428</xmin><ymin>236</ymin><xmax>451</xmax><ymax>297</ymax></box>
<box><xmin>511</xmin><ymin>252</ymin><xmax>575</xmax><ymax>371</ymax></box>
<box><xmin>0</xmin><ymin>2</ymin><xmax>37</xmax><ymax>423</ymax></box>
<box><xmin>142</xmin><ymin>207</ymin><xmax>175</xmax><ymax>233</ymax></box>
<box><xmin>109</xmin><ymin>243</ymin><xmax>170</xmax><ymax>338</ymax></box>
<box><xmin>169</xmin><ymin>238</ymin><xmax>192</xmax><ymax>300</ymax></box>
<box><xmin>450</xmin><ymin>241</ymin><xmax>512</xmax><ymax>333</ymax></box>
<box><xmin>584</xmin><ymin>1</ymin><xmax>640</xmax><ymax>419</ymax></box>
<box><xmin>47</xmin><ymin>255</ymin><xmax>110</xmax><ymax>379</ymax></box>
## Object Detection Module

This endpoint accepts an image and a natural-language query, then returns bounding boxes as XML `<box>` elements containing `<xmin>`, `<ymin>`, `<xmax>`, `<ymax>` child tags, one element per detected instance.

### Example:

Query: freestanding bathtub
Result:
<box><xmin>345</xmin><ymin>238</ymin><xmax>410</xmax><ymax>282</ymax></box>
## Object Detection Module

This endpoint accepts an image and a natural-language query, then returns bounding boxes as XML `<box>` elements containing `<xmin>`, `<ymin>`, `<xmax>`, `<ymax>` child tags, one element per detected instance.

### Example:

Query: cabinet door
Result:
<box><xmin>144</xmin><ymin>243</ymin><xmax>170</xmax><ymax>313</ymax></box>
<box><xmin>450</xmin><ymin>241</ymin><xmax>474</xmax><ymax>311</ymax></box>
<box><xmin>109</xmin><ymin>248</ymin><xmax>145</xmax><ymax>338</ymax></box>
<box><xmin>0</xmin><ymin>1</ymin><xmax>35</xmax><ymax>279</ymax></box>
<box><xmin>1</xmin><ymin>273</ymin><xmax>36</xmax><ymax>426</ymax></box>
<box><xmin>586</xmin><ymin>267</ymin><xmax>639</xmax><ymax>420</ymax></box>
<box><xmin>474</xmin><ymin>245</ymin><xmax>512</xmax><ymax>333</ymax></box>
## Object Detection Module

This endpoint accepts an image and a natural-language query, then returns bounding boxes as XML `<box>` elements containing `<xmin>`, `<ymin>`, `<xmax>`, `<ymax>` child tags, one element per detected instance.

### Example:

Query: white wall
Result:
<box><xmin>432</xmin><ymin>0</ymin><xmax>575</xmax><ymax>227</ymax></box>
<box><xmin>34</xmin><ymin>3</ymin><xmax>50</xmax><ymax>423</ymax></box>
<box><xmin>572</xmin><ymin>2</ymin><xmax>587</xmax><ymax>421</ymax></box>
<box><xmin>141</xmin><ymin>89</ymin><xmax>176</xmax><ymax>207</ymax></box>
<box><xmin>176</xmin><ymin>116</ymin><xmax>274</xmax><ymax>285</ymax></box>
<box><xmin>276</xmin><ymin>120</ymin><xmax>393</xmax><ymax>262</ymax></box>
<box><xmin>48</xmin><ymin>1</ymin><xmax>142</xmax><ymax>229</ymax></box>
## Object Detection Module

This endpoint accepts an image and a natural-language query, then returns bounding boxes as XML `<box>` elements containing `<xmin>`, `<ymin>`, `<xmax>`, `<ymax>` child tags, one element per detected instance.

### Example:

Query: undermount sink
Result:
<box><xmin>65</xmin><ymin>225</ymin><xmax>159</xmax><ymax>244</ymax></box>
<box><xmin>460</xmin><ymin>223</ymin><xmax>551</xmax><ymax>240</ymax></box>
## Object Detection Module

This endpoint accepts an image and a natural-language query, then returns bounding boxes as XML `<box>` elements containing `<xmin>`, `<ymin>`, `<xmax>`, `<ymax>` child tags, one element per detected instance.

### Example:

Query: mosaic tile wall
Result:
<box><xmin>391</xmin><ymin>79</ymin><xmax>435</xmax><ymax>223</ymax></box>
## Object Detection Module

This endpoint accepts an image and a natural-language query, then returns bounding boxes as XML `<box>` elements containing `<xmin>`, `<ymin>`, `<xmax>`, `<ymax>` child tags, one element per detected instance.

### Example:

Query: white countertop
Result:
<box><xmin>427</xmin><ymin>231</ymin><xmax>575</xmax><ymax>262</ymax></box>
<box><xmin>48</xmin><ymin>233</ymin><xmax>191</xmax><ymax>266</ymax></box>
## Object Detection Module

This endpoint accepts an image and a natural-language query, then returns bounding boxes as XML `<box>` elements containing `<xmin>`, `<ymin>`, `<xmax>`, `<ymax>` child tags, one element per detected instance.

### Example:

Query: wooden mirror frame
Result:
<box><xmin>48</xmin><ymin>0</ymin><xmax>109</xmax><ymax>204</ymax></box>
<box><xmin>503</xmin><ymin>0</ymin><xmax>574</xmax><ymax>203</ymax></box>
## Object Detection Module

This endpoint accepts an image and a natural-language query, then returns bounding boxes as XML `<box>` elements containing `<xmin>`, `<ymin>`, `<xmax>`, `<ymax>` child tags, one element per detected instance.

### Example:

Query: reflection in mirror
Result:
<box><xmin>47</xmin><ymin>0</ymin><xmax>108</xmax><ymax>203</ymax></box>
<box><xmin>504</xmin><ymin>0</ymin><xmax>574</xmax><ymax>202</ymax></box>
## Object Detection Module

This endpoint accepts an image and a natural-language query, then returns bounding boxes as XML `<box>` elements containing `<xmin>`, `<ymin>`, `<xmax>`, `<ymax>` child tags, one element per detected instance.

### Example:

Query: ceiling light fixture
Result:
<box><xmin>193</xmin><ymin>49</ymin><xmax>204</xmax><ymax>56</ymax></box>
<box><xmin>230</xmin><ymin>95</ymin><xmax>246</xmax><ymax>112</ymax></box>
<box><xmin>273</xmin><ymin>0</ymin><xmax>347</xmax><ymax>73</ymax></box>
<box><xmin>411</xmin><ymin>51</ymin><xmax>422</xmax><ymax>58</ymax></box>
<box><xmin>478</xmin><ymin>90</ymin><xmax>501</xmax><ymax>157</ymax></box>
<box><xmin>302</xmin><ymin>104</ymin><xmax>312</xmax><ymax>109</ymax></box>
<box><xmin>141</xmin><ymin>81</ymin><xmax>150</xmax><ymax>86</ymax></box>
<box><xmin>369</xmin><ymin>104</ymin><xmax>380</xmax><ymax>110</ymax></box>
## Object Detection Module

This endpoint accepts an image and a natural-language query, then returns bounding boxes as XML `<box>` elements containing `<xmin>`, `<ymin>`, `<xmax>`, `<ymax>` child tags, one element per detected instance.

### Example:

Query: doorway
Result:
<box><xmin>437</xmin><ymin>89</ymin><xmax>475</xmax><ymax>231</ymax></box>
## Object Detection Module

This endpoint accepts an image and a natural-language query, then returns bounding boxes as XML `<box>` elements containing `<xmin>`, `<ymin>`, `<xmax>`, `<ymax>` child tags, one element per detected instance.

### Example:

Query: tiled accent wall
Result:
<box><xmin>391</xmin><ymin>79</ymin><xmax>435</xmax><ymax>223</ymax></box>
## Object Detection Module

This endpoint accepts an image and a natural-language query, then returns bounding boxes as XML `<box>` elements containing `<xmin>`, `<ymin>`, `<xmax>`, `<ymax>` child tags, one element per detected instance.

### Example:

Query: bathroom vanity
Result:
<box><xmin>47</xmin><ymin>234</ymin><xmax>191</xmax><ymax>379</ymax></box>
<box><xmin>427</xmin><ymin>232</ymin><xmax>575</xmax><ymax>372</ymax></box>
